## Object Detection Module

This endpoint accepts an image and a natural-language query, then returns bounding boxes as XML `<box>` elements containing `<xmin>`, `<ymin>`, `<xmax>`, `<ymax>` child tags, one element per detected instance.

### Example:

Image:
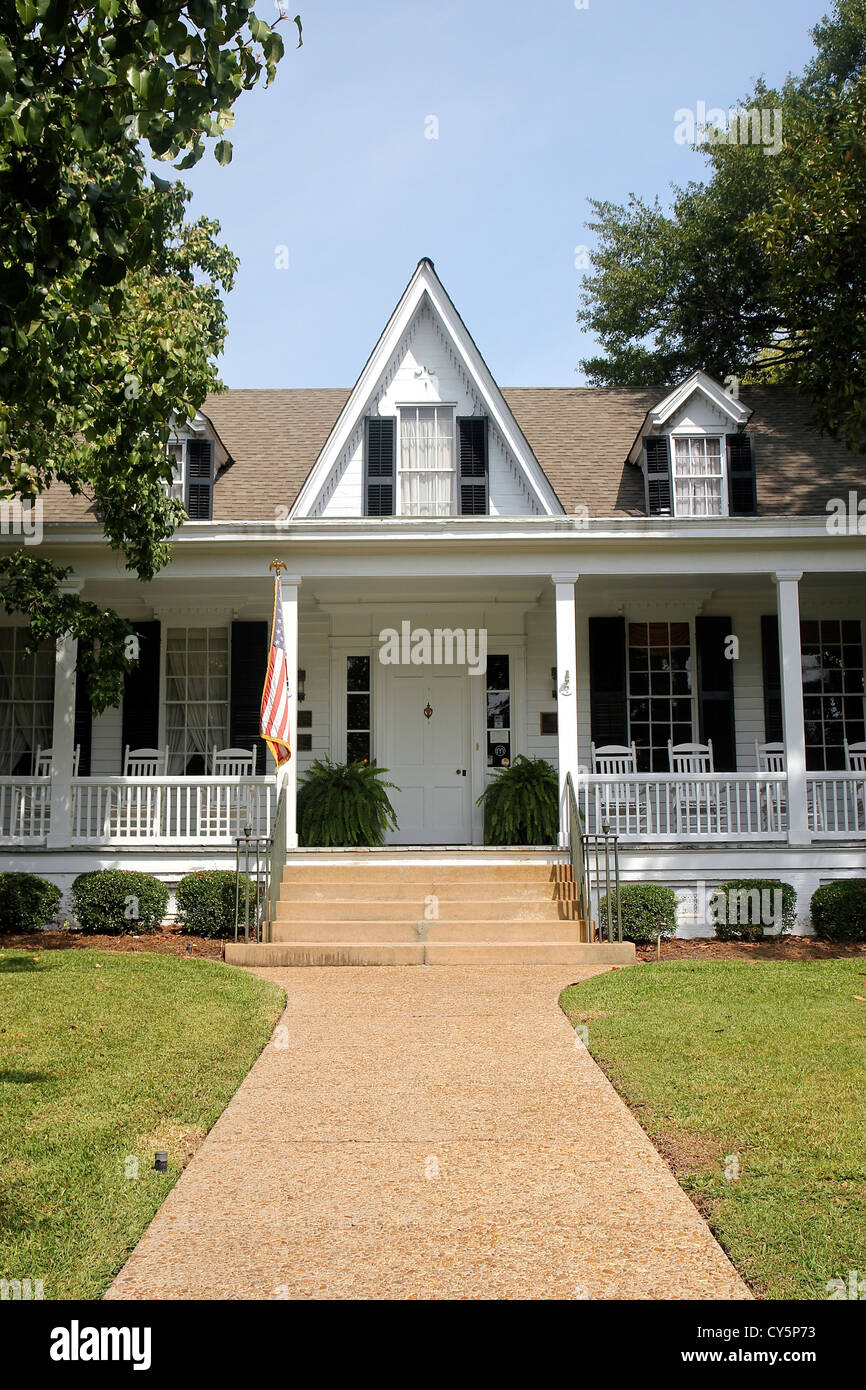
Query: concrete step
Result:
<box><xmin>274</xmin><ymin>898</ymin><xmax>576</xmax><ymax>923</ymax></box>
<box><xmin>225</xmin><ymin>940</ymin><xmax>634</xmax><ymax>968</ymax></box>
<box><xmin>271</xmin><ymin>919</ymin><xmax>587</xmax><ymax>944</ymax></box>
<box><xmin>278</xmin><ymin>880</ymin><xmax>579</xmax><ymax>902</ymax></box>
<box><xmin>278</xmin><ymin>864</ymin><xmax>573</xmax><ymax>886</ymax></box>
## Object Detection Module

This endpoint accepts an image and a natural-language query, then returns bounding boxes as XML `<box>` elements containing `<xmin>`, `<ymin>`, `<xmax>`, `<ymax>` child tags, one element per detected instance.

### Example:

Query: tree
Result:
<box><xmin>0</xmin><ymin>2</ymin><xmax>300</xmax><ymax>709</ymax></box>
<box><xmin>577</xmin><ymin>0</ymin><xmax>866</xmax><ymax>451</ymax></box>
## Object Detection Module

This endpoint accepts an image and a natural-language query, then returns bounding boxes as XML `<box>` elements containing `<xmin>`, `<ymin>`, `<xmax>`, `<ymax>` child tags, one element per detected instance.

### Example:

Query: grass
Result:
<box><xmin>561</xmin><ymin>960</ymin><xmax>866</xmax><ymax>1300</ymax></box>
<box><xmin>0</xmin><ymin>948</ymin><xmax>285</xmax><ymax>1299</ymax></box>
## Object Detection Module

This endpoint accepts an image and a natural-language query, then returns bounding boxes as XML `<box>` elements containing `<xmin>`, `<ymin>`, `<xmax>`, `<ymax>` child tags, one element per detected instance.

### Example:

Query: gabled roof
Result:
<box><xmin>35</xmin><ymin>388</ymin><xmax>866</xmax><ymax>523</ymax></box>
<box><xmin>288</xmin><ymin>258</ymin><xmax>563</xmax><ymax>517</ymax></box>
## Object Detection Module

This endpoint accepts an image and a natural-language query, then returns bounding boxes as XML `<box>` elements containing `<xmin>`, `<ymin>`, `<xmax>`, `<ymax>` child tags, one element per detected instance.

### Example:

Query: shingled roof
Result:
<box><xmin>39</xmin><ymin>383</ymin><xmax>865</xmax><ymax>523</ymax></box>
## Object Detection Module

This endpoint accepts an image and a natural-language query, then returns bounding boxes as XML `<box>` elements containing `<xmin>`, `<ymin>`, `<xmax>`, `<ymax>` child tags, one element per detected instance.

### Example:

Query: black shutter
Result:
<box><xmin>457</xmin><ymin>417</ymin><xmax>488</xmax><ymax>515</ymax></box>
<box><xmin>122</xmin><ymin>621</ymin><xmax>161</xmax><ymax>753</ymax></box>
<box><xmin>186</xmin><ymin>439</ymin><xmax>213</xmax><ymax>520</ymax></box>
<box><xmin>230</xmin><ymin>621</ymin><xmax>269</xmax><ymax>775</ymax></box>
<box><xmin>695</xmin><ymin>617</ymin><xmax>736</xmax><ymax>770</ymax></box>
<box><xmin>644</xmin><ymin>435</ymin><xmax>673</xmax><ymax>515</ymax></box>
<box><xmin>727</xmin><ymin>434</ymin><xmax>757</xmax><ymax>515</ymax></box>
<box><xmin>73</xmin><ymin>644</ymin><xmax>92</xmax><ymax>777</ymax></box>
<box><xmin>760</xmin><ymin>615</ymin><xmax>783</xmax><ymax>743</ymax></box>
<box><xmin>364</xmin><ymin>417</ymin><xmax>396</xmax><ymax>516</ymax></box>
<box><xmin>588</xmin><ymin>617</ymin><xmax>628</xmax><ymax>745</ymax></box>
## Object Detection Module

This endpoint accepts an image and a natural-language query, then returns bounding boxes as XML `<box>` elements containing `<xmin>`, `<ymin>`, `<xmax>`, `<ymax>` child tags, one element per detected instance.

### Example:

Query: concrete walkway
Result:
<box><xmin>106</xmin><ymin>966</ymin><xmax>750</xmax><ymax>1301</ymax></box>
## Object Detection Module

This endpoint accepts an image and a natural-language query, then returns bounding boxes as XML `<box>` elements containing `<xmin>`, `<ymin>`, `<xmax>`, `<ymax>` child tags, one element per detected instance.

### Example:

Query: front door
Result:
<box><xmin>382</xmin><ymin>669</ymin><xmax>471</xmax><ymax>843</ymax></box>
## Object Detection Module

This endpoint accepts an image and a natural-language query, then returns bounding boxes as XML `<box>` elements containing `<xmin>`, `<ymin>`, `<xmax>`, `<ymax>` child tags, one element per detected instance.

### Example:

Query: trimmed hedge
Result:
<box><xmin>176</xmin><ymin>870</ymin><xmax>260</xmax><ymax>939</ymax></box>
<box><xmin>712</xmin><ymin>879</ymin><xmax>797</xmax><ymax>940</ymax></box>
<box><xmin>811</xmin><ymin>880</ymin><xmax>866</xmax><ymax>942</ymax></box>
<box><xmin>598</xmin><ymin>883</ymin><xmax>678</xmax><ymax>944</ymax></box>
<box><xmin>0</xmin><ymin>872</ymin><xmax>61</xmax><ymax>934</ymax></box>
<box><xmin>71</xmin><ymin>870</ymin><xmax>168</xmax><ymax>935</ymax></box>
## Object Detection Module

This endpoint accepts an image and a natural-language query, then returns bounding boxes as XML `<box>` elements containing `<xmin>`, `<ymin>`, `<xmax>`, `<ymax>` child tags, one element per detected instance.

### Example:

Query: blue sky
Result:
<box><xmin>176</xmin><ymin>0</ymin><xmax>827</xmax><ymax>389</ymax></box>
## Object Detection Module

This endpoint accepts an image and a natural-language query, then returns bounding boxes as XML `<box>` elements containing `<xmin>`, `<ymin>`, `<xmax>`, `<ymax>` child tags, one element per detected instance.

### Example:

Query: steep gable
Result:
<box><xmin>290</xmin><ymin>259</ymin><xmax>562</xmax><ymax>519</ymax></box>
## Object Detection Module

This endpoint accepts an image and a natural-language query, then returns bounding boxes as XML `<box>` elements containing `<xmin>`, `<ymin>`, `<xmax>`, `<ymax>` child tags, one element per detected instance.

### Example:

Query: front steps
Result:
<box><xmin>225</xmin><ymin>851</ymin><xmax>635</xmax><ymax>967</ymax></box>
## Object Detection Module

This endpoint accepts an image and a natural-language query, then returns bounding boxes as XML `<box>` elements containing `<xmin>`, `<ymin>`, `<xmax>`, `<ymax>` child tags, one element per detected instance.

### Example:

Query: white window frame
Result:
<box><xmin>396</xmin><ymin>404</ymin><xmax>456</xmax><ymax>517</ymax></box>
<box><xmin>670</xmin><ymin>432</ymin><xmax>728</xmax><ymax>519</ymax></box>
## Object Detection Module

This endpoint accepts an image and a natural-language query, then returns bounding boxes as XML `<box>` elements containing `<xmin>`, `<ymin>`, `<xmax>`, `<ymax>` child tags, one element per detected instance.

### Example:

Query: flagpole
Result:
<box><xmin>263</xmin><ymin>560</ymin><xmax>301</xmax><ymax>850</ymax></box>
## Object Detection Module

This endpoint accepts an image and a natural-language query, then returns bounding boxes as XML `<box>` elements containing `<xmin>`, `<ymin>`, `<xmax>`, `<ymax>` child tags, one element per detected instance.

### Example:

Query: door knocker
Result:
<box><xmin>423</xmin><ymin>702</ymin><xmax>433</xmax><ymax>720</ymax></box>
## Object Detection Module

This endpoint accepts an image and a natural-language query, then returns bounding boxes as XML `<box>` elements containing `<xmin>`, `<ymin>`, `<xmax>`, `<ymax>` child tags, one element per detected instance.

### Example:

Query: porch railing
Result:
<box><xmin>0</xmin><ymin>778</ymin><xmax>52</xmax><ymax>842</ymax></box>
<box><xmin>70</xmin><ymin>776</ymin><xmax>275</xmax><ymax>844</ymax></box>
<box><xmin>578</xmin><ymin>772</ymin><xmax>788</xmax><ymax>841</ymax></box>
<box><xmin>807</xmin><ymin>773</ymin><xmax>866</xmax><ymax>837</ymax></box>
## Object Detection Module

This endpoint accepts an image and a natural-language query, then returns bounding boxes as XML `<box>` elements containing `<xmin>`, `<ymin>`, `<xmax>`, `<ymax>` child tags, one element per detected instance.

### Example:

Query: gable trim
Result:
<box><xmin>627</xmin><ymin>370</ymin><xmax>753</xmax><ymax>466</ymax></box>
<box><xmin>290</xmin><ymin>259</ymin><xmax>564</xmax><ymax>519</ymax></box>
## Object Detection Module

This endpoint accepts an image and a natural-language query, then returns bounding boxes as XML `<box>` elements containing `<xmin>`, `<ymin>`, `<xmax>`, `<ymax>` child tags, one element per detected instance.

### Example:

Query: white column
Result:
<box><xmin>281</xmin><ymin>576</ymin><xmax>301</xmax><ymax>849</ymax></box>
<box><xmin>552</xmin><ymin>573</ymin><xmax>579</xmax><ymax>847</ymax></box>
<box><xmin>774</xmin><ymin>571</ymin><xmax>809</xmax><ymax>846</ymax></box>
<box><xmin>46</xmin><ymin>578</ymin><xmax>82</xmax><ymax>848</ymax></box>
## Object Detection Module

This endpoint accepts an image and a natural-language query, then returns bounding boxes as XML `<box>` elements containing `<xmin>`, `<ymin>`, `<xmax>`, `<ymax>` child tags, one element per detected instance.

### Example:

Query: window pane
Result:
<box><xmin>347</xmin><ymin>693</ymin><xmax>370</xmax><ymax>730</ymax></box>
<box><xmin>346</xmin><ymin>731</ymin><xmax>370</xmax><ymax>764</ymax></box>
<box><xmin>486</xmin><ymin>654</ymin><xmax>509</xmax><ymax>689</ymax></box>
<box><xmin>346</xmin><ymin>656</ymin><xmax>370</xmax><ymax>691</ymax></box>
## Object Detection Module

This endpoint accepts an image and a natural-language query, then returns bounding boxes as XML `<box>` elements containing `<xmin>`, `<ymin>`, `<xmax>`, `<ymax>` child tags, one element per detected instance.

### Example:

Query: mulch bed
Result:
<box><xmin>0</xmin><ymin>929</ymin><xmax>226</xmax><ymax>958</ymax></box>
<box><xmin>635</xmin><ymin>937</ymin><xmax>866</xmax><ymax>963</ymax></box>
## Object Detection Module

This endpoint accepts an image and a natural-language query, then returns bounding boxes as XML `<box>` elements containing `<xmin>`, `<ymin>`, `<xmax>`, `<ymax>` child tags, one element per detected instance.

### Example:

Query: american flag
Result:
<box><xmin>260</xmin><ymin>576</ymin><xmax>292</xmax><ymax>766</ymax></box>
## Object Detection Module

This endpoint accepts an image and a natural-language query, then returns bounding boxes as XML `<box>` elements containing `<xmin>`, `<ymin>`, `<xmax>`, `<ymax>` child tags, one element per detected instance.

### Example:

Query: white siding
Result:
<box><xmin>298</xmin><ymin>609</ymin><xmax>331</xmax><ymax>774</ymax></box>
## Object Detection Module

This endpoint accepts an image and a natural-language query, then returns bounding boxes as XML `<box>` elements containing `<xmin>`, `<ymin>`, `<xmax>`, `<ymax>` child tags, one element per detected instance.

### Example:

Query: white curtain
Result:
<box><xmin>165</xmin><ymin>629</ymin><xmax>228</xmax><ymax>773</ymax></box>
<box><xmin>400</xmin><ymin>407</ymin><xmax>453</xmax><ymax>516</ymax></box>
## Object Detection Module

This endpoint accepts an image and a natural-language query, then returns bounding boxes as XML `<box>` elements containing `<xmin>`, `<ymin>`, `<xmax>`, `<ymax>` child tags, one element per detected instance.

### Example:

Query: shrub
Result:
<box><xmin>477</xmin><ymin>755</ymin><xmax>558</xmax><ymax>845</ymax></box>
<box><xmin>711</xmin><ymin>879</ymin><xmax>797</xmax><ymax>940</ymax></box>
<box><xmin>0</xmin><ymin>872</ymin><xmax>61</xmax><ymax>934</ymax></box>
<box><xmin>298</xmin><ymin>758</ymin><xmax>399</xmax><ymax>847</ymax></box>
<box><xmin>811</xmin><ymin>880</ymin><xmax>866</xmax><ymax>942</ymax></box>
<box><xmin>71</xmin><ymin>870</ymin><xmax>168</xmax><ymax>935</ymax></box>
<box><xmin>598</xmin><ymin>883</ymin><xmax>678</xmax><ymax>944</ymax></box>
<box><xmin>176</xmin><ymin>870</ymin><xmax>260</xmax><ymax>939</ymax></box>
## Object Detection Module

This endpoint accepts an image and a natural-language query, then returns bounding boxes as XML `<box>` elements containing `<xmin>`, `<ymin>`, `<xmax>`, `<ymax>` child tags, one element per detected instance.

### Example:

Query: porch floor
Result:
<box><xmin>105</xmin><ymin>965</ymin><xmax>749</xmax><ymax>1301</ymax></box>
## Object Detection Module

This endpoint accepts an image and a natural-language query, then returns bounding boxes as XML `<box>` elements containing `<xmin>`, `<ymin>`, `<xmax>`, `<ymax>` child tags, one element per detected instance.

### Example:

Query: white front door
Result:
<box><xmin>382</xmin><ymin>669</ymin><xmax>471</xmax><ymax>843</ymax></box>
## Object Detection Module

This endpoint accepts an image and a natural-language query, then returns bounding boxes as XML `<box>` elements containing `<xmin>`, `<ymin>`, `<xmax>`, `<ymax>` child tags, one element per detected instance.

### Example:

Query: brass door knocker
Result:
<box><xmin>423</xmin><ymin>702</ymin><xmax>433</xmax><ymax>720</ymax></box>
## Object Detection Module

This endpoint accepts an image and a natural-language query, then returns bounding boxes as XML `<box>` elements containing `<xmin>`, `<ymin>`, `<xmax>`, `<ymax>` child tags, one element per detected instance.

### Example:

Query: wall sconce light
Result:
<box><xmin>297</xmin><ymin>668</ymin><xmax>306</xmax><ymax>703</ymax></box>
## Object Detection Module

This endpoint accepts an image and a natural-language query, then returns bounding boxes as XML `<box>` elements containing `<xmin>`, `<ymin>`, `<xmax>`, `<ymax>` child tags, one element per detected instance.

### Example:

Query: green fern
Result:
<box><xmin>297</xmin><ymin>758</ymin><xmax>400</xmax><ymax>847</ymax></box>
<box><xmin>476</xmin><ymin>755</ymin><xmax>558</xmax><ymax>845</ymax></box>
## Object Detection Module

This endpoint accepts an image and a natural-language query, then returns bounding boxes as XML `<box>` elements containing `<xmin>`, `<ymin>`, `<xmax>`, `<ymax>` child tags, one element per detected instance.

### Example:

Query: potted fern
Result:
<box><xmin>476</xmin><ymin>755</ymin><xmax>558</xmax><ymax>845</ymax></box>
<box><xmin>297</xmin><ymin>758</ymin><xmax>400</xmax><ymax>847</ymax></box>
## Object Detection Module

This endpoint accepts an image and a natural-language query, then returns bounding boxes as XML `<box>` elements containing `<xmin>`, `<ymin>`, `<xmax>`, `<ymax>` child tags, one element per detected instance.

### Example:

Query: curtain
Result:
<box><xmin>400</xmin><ymin>407</ymin><xmax>454</xmax><ymax>516</ymax></box>
<box><xmin>165</xmin><ymin>629</ymin><xmax>228</xmax><ymax>773</ymax></box>
<box><xmin>0</xmin><ymin>632</ymin><xmax>54</xmax><ymax>774</ymax></box>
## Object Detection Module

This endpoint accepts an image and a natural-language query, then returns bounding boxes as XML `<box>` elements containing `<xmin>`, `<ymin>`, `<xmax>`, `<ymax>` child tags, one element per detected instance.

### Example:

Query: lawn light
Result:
<box><xmin>154</xmin><ymin>1151</ymin><xmax>168</xmax><ymax>1173</ymax></box>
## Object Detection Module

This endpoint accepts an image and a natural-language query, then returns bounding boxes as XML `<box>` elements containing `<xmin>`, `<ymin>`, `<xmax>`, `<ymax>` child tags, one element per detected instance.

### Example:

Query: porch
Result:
<box><xmin>2</xmin><ymin>557</ymin><xmax>866</xmax><ymax>863</ymax></box>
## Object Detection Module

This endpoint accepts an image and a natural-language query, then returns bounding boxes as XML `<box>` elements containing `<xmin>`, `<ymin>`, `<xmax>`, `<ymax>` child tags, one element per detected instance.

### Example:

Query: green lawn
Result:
<box><xmin>561</xmin><ymin>960</ymin><xmax>866</xmax><ymax>1300</ymax></box>
<box><xmin>0</xmin><ymin>948</ymin><xmax>285</xmax><ymax>1299</ymax></box>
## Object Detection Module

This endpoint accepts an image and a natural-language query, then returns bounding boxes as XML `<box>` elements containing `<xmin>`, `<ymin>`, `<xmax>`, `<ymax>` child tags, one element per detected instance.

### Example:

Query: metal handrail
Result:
<box><xmin>565</xmin><ymin>771</ymin><xmax>590</xmax><ymax>940</ymax></box>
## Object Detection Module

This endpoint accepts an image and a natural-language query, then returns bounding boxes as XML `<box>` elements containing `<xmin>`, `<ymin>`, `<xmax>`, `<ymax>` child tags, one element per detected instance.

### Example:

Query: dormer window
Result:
<box><xmin>672</xmin><ymin>436</ymin><xmax>726</xmax><ymax>517</ymax></box>
<box><xmin>364</xmin><ymin>410</ymin><xmax>490</xmax><ymax>517</ymax></box>
<box><xmin>399</xmin><ymin>406</ymin><xmax>454</xmax><ymax>516</ymax></box>
<box><xmin>166</xmin><ymin>436</ymin><xmax>215</xmax><ymax>520</ymax></box>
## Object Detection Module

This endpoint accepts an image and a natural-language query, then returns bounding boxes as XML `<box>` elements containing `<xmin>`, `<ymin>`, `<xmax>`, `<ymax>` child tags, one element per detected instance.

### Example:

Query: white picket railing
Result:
<box><xmin>69</xmin><ymin>776</ymin><xmax>275</xmax><ymax>844</ymax></box>
<box><xmin>578</xmin><ymin>772</ymin><xmax>788</xmax><ymax>841</ymax></box>
<box><xmin>0</xmin><ymin>777</ymin><xmax>52</xmax><ymax>842</ymax></box>
<box><xmin>807</xmin><ymin>774</ymin><xmax>866</xmax><ymax>837</ymax></box>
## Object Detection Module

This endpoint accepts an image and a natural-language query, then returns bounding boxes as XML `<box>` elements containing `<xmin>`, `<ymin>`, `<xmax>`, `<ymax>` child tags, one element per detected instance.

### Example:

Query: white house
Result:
<box><xmin>2</xmin><ymin>257</ymin><xmax>866</xmax><ymax>940</ymax></box>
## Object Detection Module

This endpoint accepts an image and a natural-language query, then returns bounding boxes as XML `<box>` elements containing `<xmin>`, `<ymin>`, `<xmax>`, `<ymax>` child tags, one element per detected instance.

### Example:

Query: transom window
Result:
<box><xmin>399</xmin><ymin>406</ymin><xmax>454</xmax><ymax>516</ymax></box>
<box><xmin>165</xmin><ymin>628</ymin><xmax>229</xmax><ymax>774</ymax></box>
<box><xmin>672</xmin><ymin>436</ymin><xmax>726</xmax><ymax>517</ymax></box>
<box><xmin>0</xmin><ymin>630</ymin><xmax>54</xmax><ymax>775</ymax></box>
<box><xmin>802</xmin><ymin>619</ymin><xmax>865</xmax><ymax>771</ymax></box>
<box><xmin>627</xmin><ymin>622</ymin><xmax>693</xmax><ymax>771</ymax></box>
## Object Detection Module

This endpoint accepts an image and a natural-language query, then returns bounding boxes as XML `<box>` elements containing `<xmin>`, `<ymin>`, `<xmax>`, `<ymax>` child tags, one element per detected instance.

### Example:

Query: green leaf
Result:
<box><xmin>213</xmin><ymin>138</ymin><xmax>233</xmax><ymax>166</ymax></box>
